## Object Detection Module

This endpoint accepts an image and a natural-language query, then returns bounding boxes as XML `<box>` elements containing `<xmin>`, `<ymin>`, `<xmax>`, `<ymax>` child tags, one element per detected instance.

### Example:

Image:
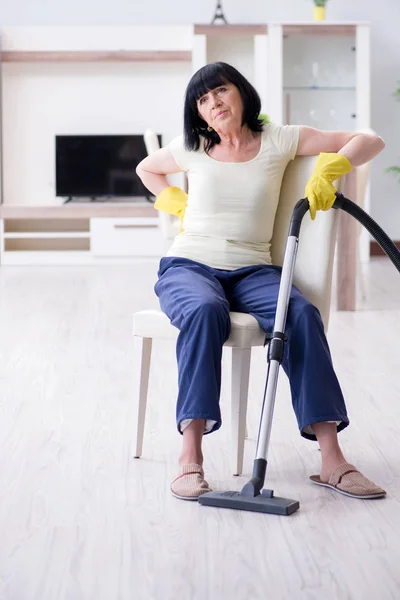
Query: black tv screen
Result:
<box><xmin>55</xmin><ymin>134</ymin><xmax>161</xmax><ymax>198</ymax></box>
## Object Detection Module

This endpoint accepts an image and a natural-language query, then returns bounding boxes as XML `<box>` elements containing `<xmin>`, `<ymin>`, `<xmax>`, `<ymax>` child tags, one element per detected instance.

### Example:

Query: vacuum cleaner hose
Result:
<box><xmin>290</xmin><ymin>193</ymin><xmax>400</xmax><ymax>271</ymax></box>
<box><xmin>333</xmin><ymin>192</ymin><xmax>400</xmax><ymax>272</ymax></box>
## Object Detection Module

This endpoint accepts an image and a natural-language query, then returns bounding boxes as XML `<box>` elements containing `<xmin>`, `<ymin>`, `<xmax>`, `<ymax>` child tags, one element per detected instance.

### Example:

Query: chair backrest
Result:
<box><xmin>271</xmin><ymin>155</ymin><xmax>343</xmax><ymax>331</ymax></box>
<box><xmin>143</xmin><ymin>129</ymin><xmax>180</xmax><ymax>240</ymax></box>
<box><xmin>354</xmin><ymin>128</ymin><xmax>375</xmax><ymax>240</ymax></box>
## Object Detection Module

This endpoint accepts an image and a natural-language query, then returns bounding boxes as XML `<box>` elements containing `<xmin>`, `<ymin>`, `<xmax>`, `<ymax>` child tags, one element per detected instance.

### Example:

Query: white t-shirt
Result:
<box><xmin>166</xmin><ymin>123</ymin><xmax>300</xmax><ymax>271</ymax></box>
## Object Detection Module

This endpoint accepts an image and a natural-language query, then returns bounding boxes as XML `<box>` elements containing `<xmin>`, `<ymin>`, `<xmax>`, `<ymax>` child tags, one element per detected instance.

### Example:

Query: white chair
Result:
<box><xmin>143</xmin><ymin>129</ymin><xmax>180</xmax><ymax>240</ymax></box>
<box><xmin>133</xmin><ymin>145</ymin><xmax>343</xmax><ymax>476</ymax></box>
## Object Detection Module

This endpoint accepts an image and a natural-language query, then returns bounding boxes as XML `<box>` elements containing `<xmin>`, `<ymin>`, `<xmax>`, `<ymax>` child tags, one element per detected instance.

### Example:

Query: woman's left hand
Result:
<box><xmin>305</xmin><ymin>153</ymin><xmax>353</xmax><ymax>220</ymax></box>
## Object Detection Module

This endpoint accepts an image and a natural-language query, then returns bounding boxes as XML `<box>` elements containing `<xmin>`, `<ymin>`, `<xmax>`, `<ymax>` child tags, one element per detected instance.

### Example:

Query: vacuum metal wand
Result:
<box><xmin>241</xmin><ymin>199</ymin><xmax>309</xmax><ymax>502</ymax></box>
<box><xmin>255</xmin><ymin>235</ymin><xmax>299</xmax><ymax>462</ymax></box>
<box><xmin>256</xmin><ymin>199</ymin><xmax>309</xmax><ymax>462</ymax></box>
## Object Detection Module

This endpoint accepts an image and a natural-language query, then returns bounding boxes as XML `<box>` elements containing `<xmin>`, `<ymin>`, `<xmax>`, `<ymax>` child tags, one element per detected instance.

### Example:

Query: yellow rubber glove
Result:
<box><xmin>154</xmin><ymin>186</ymin><xmax>188</xmax><ymax>232</ymax></box>
<box><xmin>305</xmin><ymin>153</ymin><xmax>353</xmax><ymax>220</ymax></box>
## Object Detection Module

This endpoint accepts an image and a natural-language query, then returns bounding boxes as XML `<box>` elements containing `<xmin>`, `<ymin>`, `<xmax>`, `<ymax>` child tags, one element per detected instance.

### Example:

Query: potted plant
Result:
<box><xmin>386</xmin><ymin>82</ymin><xmax>400</xmax><ymax>182</ymax></box>
<box><xmin>313</xmin><ymin>0</ymin><xmax>328</xmax><ymax>21</ymax></box>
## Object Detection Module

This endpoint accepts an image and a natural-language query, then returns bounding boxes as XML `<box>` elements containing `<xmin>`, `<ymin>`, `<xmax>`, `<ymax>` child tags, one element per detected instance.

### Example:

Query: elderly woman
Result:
<box><xmin>136</xmin><ymin>62</ymin><xmax>386</xmax><ymax>502</ymax></box>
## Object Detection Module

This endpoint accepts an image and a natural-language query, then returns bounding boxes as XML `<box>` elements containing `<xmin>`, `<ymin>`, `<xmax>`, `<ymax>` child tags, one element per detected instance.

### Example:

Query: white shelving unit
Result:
<box><xmin>266</xmin><ymin>22</ymin><xmax>371</xmax><ymax>261</ymax></box>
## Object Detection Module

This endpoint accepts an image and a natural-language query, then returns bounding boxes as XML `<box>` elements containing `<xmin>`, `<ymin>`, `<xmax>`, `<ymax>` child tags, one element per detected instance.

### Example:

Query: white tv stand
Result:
<box><xmin>0</xmin><ymin>203</ymin><xmax>165</xmax><ymax>265</ymax></box>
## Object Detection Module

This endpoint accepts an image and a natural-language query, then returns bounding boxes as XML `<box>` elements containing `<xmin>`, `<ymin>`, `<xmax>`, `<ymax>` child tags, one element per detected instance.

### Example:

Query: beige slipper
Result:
<box><xmin>170</xmin><ymin>463</ymin><xmax>212</xmax><ymax>501</ymax></box>
<box><xmin>310</xmin><ymin>463</ymin><xmax>386</xmax><ymax>499</ymax></box>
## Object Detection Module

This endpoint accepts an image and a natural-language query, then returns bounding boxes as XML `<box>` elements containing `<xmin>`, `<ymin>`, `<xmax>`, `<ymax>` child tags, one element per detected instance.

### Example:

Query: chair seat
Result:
<box><xmin>133</xmin><ymin>309</ymin><xmax>266</xmax><ymax>349</ymax></box>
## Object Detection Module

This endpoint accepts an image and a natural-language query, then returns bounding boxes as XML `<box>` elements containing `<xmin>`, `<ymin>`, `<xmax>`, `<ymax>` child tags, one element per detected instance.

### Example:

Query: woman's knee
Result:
<box><xmin>191</xmin><ymin>299</ymin><xmax>230</xmax><ymax>323</ymax></box>
<box><xmin>182</xmin><ymin>299</ymin><xmax>231</xmax><ymax>341</ymax></box>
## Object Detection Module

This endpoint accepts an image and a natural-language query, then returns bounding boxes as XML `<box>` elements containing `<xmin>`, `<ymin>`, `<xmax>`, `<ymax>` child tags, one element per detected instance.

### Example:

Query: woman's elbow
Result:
<box><xmin>136</xmin><ymin>155</ymin><xmax>158</xmax><ymax>179</ymax></box>
<box><xmin>136</xmin><ymin>161</ymin><xmax>144</xmax><ymax>176</ymax></box>
<box><xmin>362</xmin><ymin>134</ymin><xmax>385</xmax><ymax>161</ymax></box>
<box><xmin>369</xmin><ymin>134</ymin><xmax>385</xmax><ymax>154</ymax></box>
<box><xmin>376</xmin><ymin>135</ymin><xmax>386</xmax><ymax>152</ymax></box>
<box><xmin>136</xmin><ymin>161</ymin><xmax>148</xmax><ymax>181</ymax></box>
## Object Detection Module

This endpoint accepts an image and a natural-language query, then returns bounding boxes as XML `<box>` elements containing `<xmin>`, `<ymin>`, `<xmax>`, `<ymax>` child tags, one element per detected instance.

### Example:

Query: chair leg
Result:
<box><xmin>132</xmin><ymin>336</ymin><xmax>153</xmax><ymax>458</ymax></box>
<box><xmin>231</xmin><ymin>347</ymin><xmax>251</xmax><ymax>476</ymax></box>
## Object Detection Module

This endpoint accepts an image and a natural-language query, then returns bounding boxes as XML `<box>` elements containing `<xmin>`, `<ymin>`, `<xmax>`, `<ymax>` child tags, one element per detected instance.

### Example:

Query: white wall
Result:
<box><xmin>0</xmin><ymin>0</ymin><xmax>399</xmax><ymax>234</ymax></box>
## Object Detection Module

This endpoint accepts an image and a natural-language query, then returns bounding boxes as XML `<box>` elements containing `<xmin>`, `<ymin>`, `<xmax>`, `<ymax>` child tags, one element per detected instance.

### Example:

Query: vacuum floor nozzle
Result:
<box><xmin>198</xmin><ymin>489</ymin><xmax>299</xmax><ymax>516</ymax></box>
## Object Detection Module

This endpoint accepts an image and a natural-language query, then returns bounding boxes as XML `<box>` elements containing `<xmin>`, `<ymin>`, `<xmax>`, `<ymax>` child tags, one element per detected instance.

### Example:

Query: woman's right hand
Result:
<box><xmin>154</xmin><ymin>187</ymin><xmax>188</xmax><ymax>232</ymax></box>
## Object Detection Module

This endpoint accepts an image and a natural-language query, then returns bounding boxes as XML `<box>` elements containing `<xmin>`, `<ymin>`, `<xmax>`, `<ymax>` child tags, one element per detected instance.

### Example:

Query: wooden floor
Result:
<box><xmin>0</xmin><ymin>258</ymin><xmax>399</xmax><ymax>600</ymax></box>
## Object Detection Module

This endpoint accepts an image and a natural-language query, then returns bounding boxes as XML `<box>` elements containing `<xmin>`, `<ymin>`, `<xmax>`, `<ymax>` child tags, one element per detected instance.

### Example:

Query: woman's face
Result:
<box><xmin>196</xmin><ymin>82</ymin><xmax>244</xmax><ymax>132</ymax></box>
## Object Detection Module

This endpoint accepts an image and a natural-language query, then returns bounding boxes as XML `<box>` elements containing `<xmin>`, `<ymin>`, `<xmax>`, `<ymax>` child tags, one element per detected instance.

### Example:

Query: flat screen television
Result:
<box><xmin>55</xmin><ymin>134</ymin><xmax>161</xmax><ymax>199</ymax></box>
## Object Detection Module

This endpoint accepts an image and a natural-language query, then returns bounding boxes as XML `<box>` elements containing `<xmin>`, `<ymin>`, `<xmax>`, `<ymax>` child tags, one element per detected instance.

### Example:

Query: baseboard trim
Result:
<box><xmin>370</xmin><ymin>240</ymin><xmax>400</xmax><ymax>256</ymax></box>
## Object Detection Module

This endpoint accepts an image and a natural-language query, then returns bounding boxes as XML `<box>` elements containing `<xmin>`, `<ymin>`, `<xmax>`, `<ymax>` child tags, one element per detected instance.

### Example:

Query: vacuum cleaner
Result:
<box><xmin>198</xmin><ymin>192</ymin><xmax>400</xmax><ymax>516</ymax></box>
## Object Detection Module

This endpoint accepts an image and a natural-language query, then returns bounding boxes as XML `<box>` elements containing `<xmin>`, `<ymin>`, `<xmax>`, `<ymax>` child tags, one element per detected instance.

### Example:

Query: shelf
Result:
<box><xmin>194</xmin><ymin>24</ymin><xmax>268</xmax><ymax>36</ymax></box>
<box><xmin>0</xmin><ymin>250</ymin><xmax>91</xmax><ymax>265</ymax></box>
<box><xmin>4</xmin><ymin>238</ymin><xmax>90</xmax><ymax>251</ymax></box>
<box><xmin>0</xmin><ymin>251</ymin><xmax>160</xmax><ymax>265</ymax></box>
<box><xmin>1</xmin><ymin>50</ymin><xmax>192</xmax><ymax>63</ymax></box>
<box><xmin>3</xmin><ymin>232</ymin><xmax>90</xmax><ymax>239</ymax></box>
<box><xmin>282</xmin><ymin>24</ymin><xmax>356</xmax><ymax>36</ymax></box>
<box><xmin>0</xmin><ymin>204</ymin><xmax>158</xmax><ymax>219</ymax></box>
<box><xmin>284</xmin><ymin>86</ymin><xmax>356</xmax><ymax>91</ymax></box>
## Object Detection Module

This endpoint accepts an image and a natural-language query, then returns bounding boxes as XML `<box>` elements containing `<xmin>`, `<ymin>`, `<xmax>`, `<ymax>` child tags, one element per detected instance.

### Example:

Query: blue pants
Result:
<box><xmin>154</xmin><ymin>257</ymin><xmax>349</xmax><ymax>441</ymax></box>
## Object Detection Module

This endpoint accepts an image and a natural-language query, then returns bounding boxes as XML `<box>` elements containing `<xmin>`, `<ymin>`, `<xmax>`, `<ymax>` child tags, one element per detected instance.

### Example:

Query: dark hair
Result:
<box><xmin>183</xmin><ymin>62</ymin><xmax>264</xmax><ymax>152</ymax></box>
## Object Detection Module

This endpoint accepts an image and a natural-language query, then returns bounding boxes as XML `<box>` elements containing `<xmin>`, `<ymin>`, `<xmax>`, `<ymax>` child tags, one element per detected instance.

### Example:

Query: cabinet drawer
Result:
<box><xmin>90</xmin><ymin>217</ymin><xmax>165</xmax><ymax>257</ymax></box>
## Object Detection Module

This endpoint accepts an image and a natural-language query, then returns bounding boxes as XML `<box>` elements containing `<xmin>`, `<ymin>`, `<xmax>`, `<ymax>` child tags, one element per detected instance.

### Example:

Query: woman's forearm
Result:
<box><xmin>136</xmin><ymin>167</ymin><xmax>170</xmax><ymax>196</ymax></box>
<box><xmin>338</xmin><ymin>134</ymin><xmax>385</xmax><ymax>167</ymax></box>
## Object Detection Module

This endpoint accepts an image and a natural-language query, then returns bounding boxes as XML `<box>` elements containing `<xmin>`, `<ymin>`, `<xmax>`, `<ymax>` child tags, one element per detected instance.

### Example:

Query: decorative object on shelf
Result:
<box><xmin>313</xmin><ymin>0</ymin><xmax>328</xmax><ymax>21</ymax></box>
<box><xmin>258</xmin><ymin>113</ymin><xmax>270</xmax><ymax>125</ymax></box>
<box><xmin>385</xmin><ymin>81</ymin><xmax>400</xmax><ymax>182</ymax></box>
<box><xmin>211</xmin><ymin>0</ymin><xmax>228</xmax><ymax>24</ymax></box>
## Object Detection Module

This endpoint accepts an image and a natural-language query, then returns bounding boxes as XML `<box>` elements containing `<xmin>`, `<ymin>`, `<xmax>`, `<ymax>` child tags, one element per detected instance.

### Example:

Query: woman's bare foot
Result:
<box><xmin>312</xmin><ymin>421</ymin><xmax>347</xmax><ymax>482</ymax></box>
<box><xmin>319</xmin><ymin>450</ymin><xmax>347</xmax><ymax>483</ymax></box>
<box><xmin>170</xmin><ymin>419</ymin><xmax>211</xmax><ymax>500</ymax></box>
<box><xmin>311</xmin><ymin>422</ymin><xmax>385</xmax><ymax>498</ymax></box>
<box><xmin>179</xmin><ymin>419</ymin><xmax>205</xmax><ymax>467</ymax></box>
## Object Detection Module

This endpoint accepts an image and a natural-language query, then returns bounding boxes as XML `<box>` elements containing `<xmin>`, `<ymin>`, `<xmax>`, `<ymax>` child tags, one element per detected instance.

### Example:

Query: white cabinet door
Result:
<box><xmin>268</xmin><ymin>23</ymin><xmax>370</xmax><ymax>133</ymax></box>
